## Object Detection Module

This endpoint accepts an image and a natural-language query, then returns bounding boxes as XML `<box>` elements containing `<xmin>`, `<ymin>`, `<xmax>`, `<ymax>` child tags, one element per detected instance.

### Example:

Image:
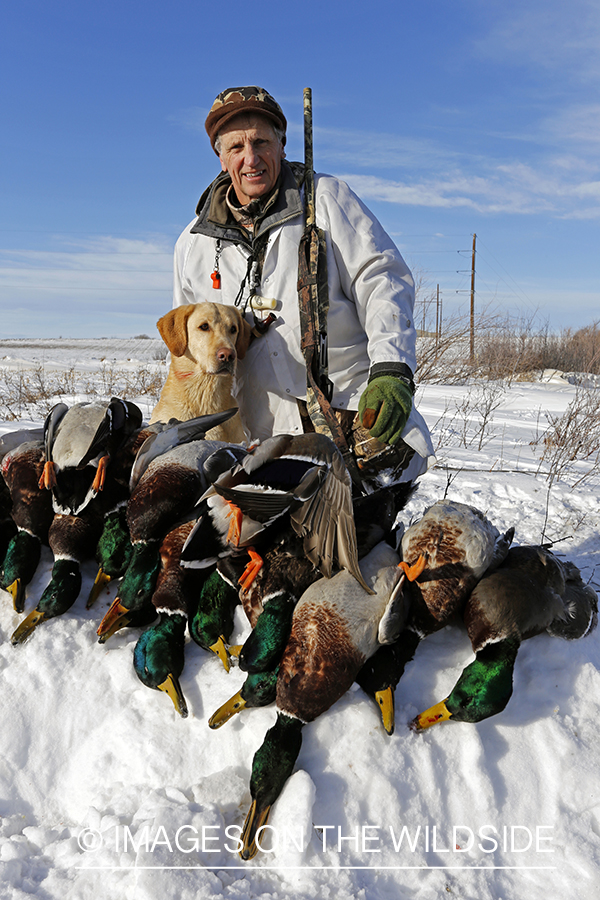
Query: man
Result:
<box><xmin>173</xmin><ymin>86</ymin><xmax>433</xmax><ymax>483</ymax></box>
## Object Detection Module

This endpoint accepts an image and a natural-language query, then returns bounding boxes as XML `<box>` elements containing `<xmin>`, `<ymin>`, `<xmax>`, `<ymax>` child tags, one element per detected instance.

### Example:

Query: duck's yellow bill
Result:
<box><xmin>208</xmin><ymin>690</ymin><xmax>247</xmax><ymax>729</ymax></box>
<box><xmin>375</xmin><ymin>687</ymin><xmax>395</xmax><ymax>736</ymax></box>
<box><xmin>5</xmin><ymin>578</ymin><xmax>24</xmax><ymax>613</ymax></box>
<box><xmin>209</xmin><ymin>635</ymin><xmax>231</xmax><ymax>673</ymax></box>
<box><xmin>87</xmin><ymin>568</ymin><xmax>111</xmax><ymax>608</ymax></box>
<box><xmin>410</xmin><ymin>699</ymin><xmax>452</xmax><ymax>731</ymax></box>
<box><xmin>240</xmin><ymin>799</ymin><xmax>272</xmax><ymax>860</ymax></box>
<box><xmin>157</xmin><ymin>673</ymin><xmax>188</xmax><ymax>718</ymax></box>
<box><xmin>11</xmin><ymin>609</ymin><xmax>47</xmax><ymax>645</ymax></box>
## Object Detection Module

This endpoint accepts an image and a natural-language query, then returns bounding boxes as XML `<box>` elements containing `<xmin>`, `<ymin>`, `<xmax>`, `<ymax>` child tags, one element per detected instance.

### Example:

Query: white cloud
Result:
<box><xmin>0</xmin><ymin>236</ymin><xmax>173</xmax><ymax>297</ymax></box>
<box><xmin>471</xmin><ymin>0</ymin><xmax>600</xmax><ymax>82</ymax></box>
<box><xmin>337</xmin><ymin>156</ymin><xmax>600</xmax><ymax>219</ymax></box>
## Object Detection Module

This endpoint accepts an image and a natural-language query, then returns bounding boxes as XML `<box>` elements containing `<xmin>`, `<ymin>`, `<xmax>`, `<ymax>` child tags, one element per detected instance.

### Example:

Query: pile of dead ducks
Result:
<box><xmin>1</xmin><ymin>397</ymin><xmax>597</xmax><ymax>860</ymax></box>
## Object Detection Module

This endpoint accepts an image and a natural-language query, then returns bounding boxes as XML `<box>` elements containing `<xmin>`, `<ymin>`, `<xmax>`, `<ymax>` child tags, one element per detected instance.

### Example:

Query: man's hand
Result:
<box><xmin>358</xmin><ymin>375</ymin><xmax>413</xmax><ymax>446</ymax></box>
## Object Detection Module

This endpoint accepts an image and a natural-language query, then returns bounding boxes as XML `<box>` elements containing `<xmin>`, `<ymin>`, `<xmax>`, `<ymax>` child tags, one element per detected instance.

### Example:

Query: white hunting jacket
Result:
<box><xmin>173</xmin><ymin>161</ymin><xmax>434</xmax><ymax>475</ymax></box>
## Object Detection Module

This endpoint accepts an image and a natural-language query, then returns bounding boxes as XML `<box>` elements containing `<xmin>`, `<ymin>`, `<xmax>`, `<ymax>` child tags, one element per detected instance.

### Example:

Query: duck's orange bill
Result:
<box><xmin>38</xmin><ymin>460</ymin><xmax>57</xmax><ymax>491</ymax></box>
<box><xmin>398</xmin><ymin>553</ymin><xmax>427</xmax><ymax>582</ymax></box>
<box><xmin>238</xmin><ymin>548</ymin><xmax>263</xmax><ymax>592</ymax></box>
<box><xmin>96</xmin><ymin>596</ymin><xmax>129</xmax><ymax>638</ymax></box>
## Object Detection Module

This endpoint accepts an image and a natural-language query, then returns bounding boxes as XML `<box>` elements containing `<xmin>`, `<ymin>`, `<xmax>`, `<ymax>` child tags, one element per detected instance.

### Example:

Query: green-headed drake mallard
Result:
<box><xmin>96</xmin><ymin>412</ymin><xmax>240</xmax><ymax>641</ymax></box>
<box><xmin>85</xmin><ymin>416</ymin><xmax>210</xmax><ymax>608</ymax></box>
<box><xmin>239</xmin><ymin>541</ymin><xmax>409</xmax><ymax>859</ymax></box>
<box><xmin>132</xmin><ymin>520</ymin><xmax>203</xmax><ymax>716</ymax></box>
<box><xmin>10</xmin><ymin>467</ymin><xmax>129</xmax><ymax>644</ymax></box>
<box><xmin>411</xmin><ymin>545</ymin><xmax>598</xmax><ymax>730</ymax></box>
<box><xmin>1</xmin><ymin>441</ymin><xmax>54</xmax><ymax>612</ymax></box>
<box><xmin>11</xmin><ymin>506</ymin><xmax>105</xmax><ymax>644</ymax></box>
<box><xmin>187</xmin><ymin>566</ymin><xmax>240</xmax><ymax>672</ymax></box>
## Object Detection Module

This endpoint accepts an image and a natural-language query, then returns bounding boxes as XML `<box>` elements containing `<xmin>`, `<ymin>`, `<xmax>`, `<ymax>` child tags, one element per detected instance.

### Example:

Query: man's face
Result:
<box><xmin>218</xmin><ymin>114</ymin><xmax>285</xmax><ymax>206</ymax></box>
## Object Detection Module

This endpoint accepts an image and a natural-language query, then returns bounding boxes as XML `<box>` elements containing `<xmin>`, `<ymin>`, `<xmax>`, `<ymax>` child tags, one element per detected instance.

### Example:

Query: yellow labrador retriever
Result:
<box><xmin>150</xmin><ymin>302</ymin><xmax>253</xmax><ymax>441</ymax></box>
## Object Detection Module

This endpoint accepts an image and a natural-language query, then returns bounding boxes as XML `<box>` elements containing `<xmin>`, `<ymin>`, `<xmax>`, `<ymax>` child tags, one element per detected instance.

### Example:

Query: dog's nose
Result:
<box><xmin>216</xmin><ymin>347</ymin><xmax>236</xmax><ymax>363</ymax></box>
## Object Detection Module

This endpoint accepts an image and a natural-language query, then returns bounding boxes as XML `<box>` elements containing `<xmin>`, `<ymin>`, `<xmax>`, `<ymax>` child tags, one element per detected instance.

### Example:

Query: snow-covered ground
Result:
<box><xmin>0</xmin><ymin>345</ymin><xmax>599</xmax><ymax>900</ymax></box>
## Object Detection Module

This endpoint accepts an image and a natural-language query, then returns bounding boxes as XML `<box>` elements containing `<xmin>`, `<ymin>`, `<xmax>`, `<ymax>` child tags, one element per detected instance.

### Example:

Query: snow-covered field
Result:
<box><xmin>0</xmin><ymin>343</ymin><xmax>599</xmax><ymax>900</ymax></box>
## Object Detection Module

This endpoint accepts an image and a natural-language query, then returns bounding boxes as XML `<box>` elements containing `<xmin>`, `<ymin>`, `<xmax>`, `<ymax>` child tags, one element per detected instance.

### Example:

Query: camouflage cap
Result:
<box><xmin>205</xmin><ymin>86</ymin><xmax>287</xmax><ymax>154</ymax></box>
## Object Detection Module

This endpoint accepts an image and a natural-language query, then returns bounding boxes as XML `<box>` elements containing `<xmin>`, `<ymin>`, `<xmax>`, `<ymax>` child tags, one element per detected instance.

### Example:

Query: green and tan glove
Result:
<box><xmin>358</xmin><ymin>364</ymin><xmax>414</xmax><ymax>446</ymax></box>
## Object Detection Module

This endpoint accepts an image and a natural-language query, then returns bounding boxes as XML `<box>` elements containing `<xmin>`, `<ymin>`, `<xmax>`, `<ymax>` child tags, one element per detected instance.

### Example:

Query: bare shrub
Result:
<box><xmin>429</xmin><ymin>383</ymin><xmax>506</xmax><ymax>453</ymax></box>
<box><xmin>531</xmin><ymin>385</ymin><xmax>600</xmax><ymax>487</ymax></box>
<box><xmin>473</xmin><ymin>317</ymin><xmax>600</xmax><ymax>382</ymax></box>
<box><xmin>0</xmin><ymin>360</ymin><xmax>165</xmax><ymax>421</ymax></box>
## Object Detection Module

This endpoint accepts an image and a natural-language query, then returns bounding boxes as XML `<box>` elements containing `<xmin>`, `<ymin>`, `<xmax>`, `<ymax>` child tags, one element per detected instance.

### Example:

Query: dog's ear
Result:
<box><xmin>235</xmin><ymin>314</ymin><xmax>254</xmax><ymax>361</ymax></box>
<box><xmin>156</xmin><ymin>306</ymin><xmax>194</xmax><ymax>357</ymax></box>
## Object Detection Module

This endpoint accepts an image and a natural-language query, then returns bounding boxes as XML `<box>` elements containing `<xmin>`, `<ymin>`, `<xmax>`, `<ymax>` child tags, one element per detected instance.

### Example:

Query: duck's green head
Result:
<box><xmin>240</xmin><ymin>712</ymin><xmax>304</xmax><ymax>860</ymax></box>
<box><xmin>1</xmin><ymin>530</ymin><xmax>41</xmax><ymax>613</ymax></box>
<box><xmin>189</xmin><ymin>568</ymin><xmax>239</xmax><ymax>668</ymax></box>
<box><xmin>96</xmin><ymin>541</ymin><xmax>160</xmax><ymax>640</ymax></box>
<box><xmin>96</xmin><ymin>507</ymin><xmax>132</xmax><ymax>573</ymax></box>
<box><xmin>133</xmin><ymin>613</ymin><xmax>188</xmax><ymax>717</ymax></box>
<box><xmin>411</xmin><ymin>637</ymin><xmax>520</xmax><ymax>729</ymax></box>
<box><xmin>11</xmin><ymin>558</ymin><xmax>82</xmax><ymax>645</ymax></box>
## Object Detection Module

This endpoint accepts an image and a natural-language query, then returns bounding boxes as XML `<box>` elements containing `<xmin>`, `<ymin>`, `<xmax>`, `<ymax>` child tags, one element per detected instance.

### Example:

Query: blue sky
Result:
<box><xmin>1</xmin><ymin>0</ymin><xmax>599</xmax><ymax>338</ymax></box>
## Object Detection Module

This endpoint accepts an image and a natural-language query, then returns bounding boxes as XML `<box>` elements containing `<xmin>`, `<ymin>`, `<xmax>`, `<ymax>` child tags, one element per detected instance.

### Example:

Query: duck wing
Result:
<box><xmin>291</xmin><ymin>452</ymin><xmax>372</xmax><ymax>593</ymax></box>
<box><xmin>43</xmin><ymin>403</ymin><xmax>68</xmax><ymax>462</ymax></box>
<box><xmin>481</xmin><ymin>526</ymin><xmax>515</xmax><ymax>576</ymax></box>
<box><xmin>129</xmin><ymin>409</ymin><xmax>239</xmax><ymax>491</ymax></box>
<box><xmin>547</xmin><ymin>556</ymin><xmax>598</xmax><ymax>640</ymax></box>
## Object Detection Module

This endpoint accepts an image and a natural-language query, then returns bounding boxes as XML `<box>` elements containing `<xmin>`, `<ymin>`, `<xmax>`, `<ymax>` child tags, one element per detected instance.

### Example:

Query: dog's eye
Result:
<box><xmin>230</xmin><ymin>326</ymin><xmax>238</xmax><ymax>334</ymax></box>
<box><xmin>199</xmin><ymin>323</ymin><xmax>210</xmax><ymax>331</ymax></box>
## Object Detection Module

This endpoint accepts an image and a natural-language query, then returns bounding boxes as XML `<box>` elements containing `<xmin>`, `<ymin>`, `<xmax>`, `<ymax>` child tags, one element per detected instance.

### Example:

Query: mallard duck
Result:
<box><xmin>86</xmin><ymin>505</ymin><xmax>133</xmax><ymax>608</ymax></box>
<box><xmin>411</xmin><ymin>545</ymin><xmax>598</xmax><ymax>730</ymax></box>
<box><xmin>38</xmin><ymin>399</ymin><xmax>142</xmax><ymax>514</ymax></box>
<box><xmin>0</xmin><ymin>441</ymin><xmax>54</xmax><ymax>612</ymax></box>
<box><xmin>208</xmin><ymin>669</ymin><xmax>279</xmax><ymax>729</ymax></box>
<box><xmin>204</xmin><ymin>481</ymin><xmax>416</xmax><ymax>727</ymax></box>
<box><xmin>188</xmin><ymin>566</ymin><xmax>240</xmax><ymax>671</ymax></box>
<box><xmin>131</xmin><ymin>520</ymin><xmax>202</xmax><ymax>716</ymax></box>
<box><xmin>11</xmin><ymin>504</ymin><xmax>107</xmax><ymax>644</ymax></box>
<box><xmin>10</xmin><ymin>435</ymin><xmax>133</xmax><ymax>643</ymax></box>
<box><xmin>96</xmin><ymin>414</ymin><xmax>239</xmax><ymax>640</ymax></box>
<box><xmin>357</xmin><ymin>499</ymin><xmax>515</xmax><ymax>734</ymax></box>
<box><xmin>133</xmin><ymin>612</ymin><xmax>189</xmax><ymax>715</ymax></box>
<box><xmin>85</xmin><ymin>419</ymin><xmax>192</xmax><ymax>608</ymax></box>
<box><xmin>239</xmin><ymin>541</ymin><xmax>409</xmax><ymax>859</ymax></box>
<box><xmin>202</xmin><ymin>433</ymin><xmax>372</xmax><ymax>594</ymax></box>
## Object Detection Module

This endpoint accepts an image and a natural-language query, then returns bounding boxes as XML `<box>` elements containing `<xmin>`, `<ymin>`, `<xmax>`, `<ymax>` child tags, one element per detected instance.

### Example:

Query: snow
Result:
<box><xmin>1</xmin><ymin>342</ymin><xmax>599</xmax><ymax>900</ymax></box>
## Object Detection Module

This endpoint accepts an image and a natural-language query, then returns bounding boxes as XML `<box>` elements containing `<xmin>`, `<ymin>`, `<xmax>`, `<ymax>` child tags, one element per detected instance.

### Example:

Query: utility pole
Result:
<box><xmin>435</xmin><ymin>284</ymin><xmax>440</xmax><ymax>348</ymax></box>
<box><xmin>470</xmin><ymin>233</ymin><xmax>476</xmax><ymax>363</ymax></box>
